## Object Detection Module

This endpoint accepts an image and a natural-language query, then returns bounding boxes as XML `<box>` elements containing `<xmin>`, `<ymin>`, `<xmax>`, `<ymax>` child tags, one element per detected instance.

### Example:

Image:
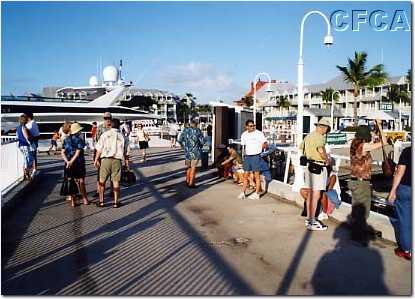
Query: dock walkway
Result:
<box><xmin>1</xmin><ymin>148</ymin><xmax>411</xmax><ymax>295</ymax></box>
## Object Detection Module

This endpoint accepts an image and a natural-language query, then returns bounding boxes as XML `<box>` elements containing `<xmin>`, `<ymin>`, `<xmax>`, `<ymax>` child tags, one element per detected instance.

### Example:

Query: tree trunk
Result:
<box><xmin>353</xmin><ymin>87</ymin><xmax>359</xmax><ymax>127</ymax></box>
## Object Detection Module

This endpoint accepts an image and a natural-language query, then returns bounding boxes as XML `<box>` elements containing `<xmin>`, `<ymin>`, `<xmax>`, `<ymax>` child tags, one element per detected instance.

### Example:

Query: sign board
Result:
<box><xmin>326</xmin><ymin>133</ymin><xmax>347</xmax><ymax>145</ymax></box>
<box><xmin>385</xmin><ymin>131</ymin><xmax>406</xmax><ymax>143</ymax></box>
<box><xmin>380</xmin><ymin>102</ymin><xmax>393</xmax><ymax>111</ymax></box>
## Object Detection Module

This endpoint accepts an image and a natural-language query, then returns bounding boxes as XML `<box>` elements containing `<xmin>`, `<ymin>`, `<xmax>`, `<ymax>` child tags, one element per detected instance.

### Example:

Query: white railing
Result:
<box><xmin>1</xmin><ymin>136</ymin><xmax>18</xmax><ymax>145</ymax></box>
<box><xmin>1</xmin><ymin>139</ymin><xmax>25</xmax><ymax>197</ymax></box>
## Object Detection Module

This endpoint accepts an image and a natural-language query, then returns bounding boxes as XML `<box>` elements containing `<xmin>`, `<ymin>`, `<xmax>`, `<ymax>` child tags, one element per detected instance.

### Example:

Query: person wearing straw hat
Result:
<box><xmin>94</xmin><ymin>118</ymin><xmax>130</xmax><ymax>208</ymax></box>
<box><xmin>61</xmin><ymin>122</ymin><xmax>89</xmax><ymax>207</ymax></box>
<box><xmin>299</xmin><ymin>117</ymin><xmax>331</xmax><ymax>231</ymax></box>
<box><xmin>92</xmin><ymin>112</ymin><xmax>113</xmax><ymax>198</ymax></box>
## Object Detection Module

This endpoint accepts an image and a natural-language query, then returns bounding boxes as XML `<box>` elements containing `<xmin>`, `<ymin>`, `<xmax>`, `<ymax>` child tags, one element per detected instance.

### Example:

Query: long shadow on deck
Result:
<box><xmin>2</xmin><ymin>148</ymin><xmax>255</xmax><ymax>295</ymax></box>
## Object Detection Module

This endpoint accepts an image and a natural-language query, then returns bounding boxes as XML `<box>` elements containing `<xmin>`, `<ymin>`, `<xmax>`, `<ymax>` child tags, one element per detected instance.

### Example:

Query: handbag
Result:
<box><xmin>308</xmin><ymin>161</ymin><xmax>323</xmax><ymax>174</ymax></box>
<box><xmin>382</xmin><ymin>150</ymin><xmax>396</xmax><ymax>178</ymax></box>
<box><xmin>60</xmin><ymin>166</ymin><xmax>79</xmax><ymax>196</ymax></box>
<box><xmin>121</xmin><ymin>167</ymin><xmax>136</xmax><ymax>186</ymax></box>
<box><xmin>377</xmin><ymin>122</ymin><xmax>396</xmax><ymax>177</ymax></box>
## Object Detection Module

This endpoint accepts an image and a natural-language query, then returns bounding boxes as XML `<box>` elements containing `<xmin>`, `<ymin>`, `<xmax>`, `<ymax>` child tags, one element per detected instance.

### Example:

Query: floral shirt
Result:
<box><xmin>63</xmin><ymin>133</ymin><xmax>85</xmax><ymax>163</ymax></box>
<box><xmin>179</xmin><ymin>127</ymin><xmax>205</xmax><ymax>160</ymax></box>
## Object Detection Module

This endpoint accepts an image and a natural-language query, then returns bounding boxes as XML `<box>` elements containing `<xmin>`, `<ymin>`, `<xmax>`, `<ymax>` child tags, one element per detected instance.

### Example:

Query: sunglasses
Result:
<box><xmin>248</xmin><ymin>125</ymin><xmax>255</xmax><ymax>127</ymax></box>
<box><xmin>104</xmin><ymin>117</ymin><xmax>112</xmax><ymax>120</ymax></box>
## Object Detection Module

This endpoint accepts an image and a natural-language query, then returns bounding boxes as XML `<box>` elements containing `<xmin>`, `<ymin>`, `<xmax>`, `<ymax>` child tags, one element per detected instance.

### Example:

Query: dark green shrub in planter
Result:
<box><xmin>344</xmin><ymin>126</ymin><xmax>359</xmax><ymax>132</ymax></box>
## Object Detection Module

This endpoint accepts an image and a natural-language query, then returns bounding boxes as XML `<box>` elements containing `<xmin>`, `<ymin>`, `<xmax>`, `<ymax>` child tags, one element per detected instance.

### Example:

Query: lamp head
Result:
<box><xmin>324</xmin><ymin>35</ymin><xmax>334</xmax><ymax>48</ymax></box>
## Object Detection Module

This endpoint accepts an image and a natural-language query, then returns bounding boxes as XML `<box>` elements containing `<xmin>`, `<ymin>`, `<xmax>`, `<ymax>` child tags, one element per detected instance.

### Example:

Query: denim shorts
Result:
<box><xmin>243</xmin><ymin>154</ymin><xmax>262</xmax><ymax>172</ymax></box>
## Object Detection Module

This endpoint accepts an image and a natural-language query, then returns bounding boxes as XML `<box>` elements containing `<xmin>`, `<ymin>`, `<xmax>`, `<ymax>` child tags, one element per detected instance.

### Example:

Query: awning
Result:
<box><xmin>360</xmin><ymin>110</ymin><xmax>399</xmax><ymax>121</ymax></box>
<box><xmin>264</xmin><ymin>115</ymin><xmax>297</xmax><ymax>121</ymax></box>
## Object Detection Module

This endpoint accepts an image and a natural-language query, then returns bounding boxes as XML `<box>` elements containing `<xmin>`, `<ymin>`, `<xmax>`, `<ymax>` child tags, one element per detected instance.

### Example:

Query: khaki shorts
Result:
<box><xmin>100</xmin><ymin>158</ymin><xmax>122</xmax><ymax>183</ymax></box>
<box><xmin>304</xmin><ymin>165</ymin><xmax>327</xmax><ymax>191</ymax></box>
<box><xmin>185</xmin><ymin>159</ymin><xmax>200</xmax><ymax>168</ymax></box>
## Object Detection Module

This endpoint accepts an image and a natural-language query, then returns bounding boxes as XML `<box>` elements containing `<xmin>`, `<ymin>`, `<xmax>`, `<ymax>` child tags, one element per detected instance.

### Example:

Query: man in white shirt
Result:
<box><xmin>94</xmin><ymin>118</ymin><xmax>130</xmax><ymax>208</ymax></box>
<box><xmin>238</xmin><ymin>119</ymin><xmax>268</xmax><ymax>200</ymax></box>
<box><xmin>25</xmin><ymin>112</ymin><xmax>40</xmax><ymax>177</ymax></box>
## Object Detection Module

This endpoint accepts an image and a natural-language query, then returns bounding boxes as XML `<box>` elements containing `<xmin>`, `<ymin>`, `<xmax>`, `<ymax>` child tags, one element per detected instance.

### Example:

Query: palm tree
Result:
<box><xmin>321</xmin><ymin>88</ymin><xmax>340</xmax><ymax>109</ymax></box>
<box><xmin>406</xmin><ymin>69</ymin><xmax>411</xmax><ymax>91</ymax></box>
<box><xmin>384</xmin><ymin>84</ymin><xmax>410</xmax><ymax>131</ymax></box>
<box><xmin>336</xmin><ymin>51</ymin><xmax>388</xmax><ymax>126</ymax></box>
<box><xmin>240</xmin><ymin>96</ymin><xmax>254</xmax><ymax>107</ymax></box>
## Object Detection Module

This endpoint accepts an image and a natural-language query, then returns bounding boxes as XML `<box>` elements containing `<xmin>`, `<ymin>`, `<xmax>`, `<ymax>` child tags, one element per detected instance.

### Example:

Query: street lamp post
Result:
<box><xmin>253</xmin><ymin>72</ymin><xmax>272</xmax><ymax>125</ymax></box>
<box><xmin>297</xmin><ymin>10</ymin><xmax>333</xmax><ymax>146</ymax></box>
<box><xmin>331</xmin><ymin>90</ymin><xmax>341</xmax><ymax>131</ymax></box>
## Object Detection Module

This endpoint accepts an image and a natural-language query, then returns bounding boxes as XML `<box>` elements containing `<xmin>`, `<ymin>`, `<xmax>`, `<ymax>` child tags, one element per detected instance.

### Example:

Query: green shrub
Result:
<box><xmin>344</xmin><ymin>126</ymin><xmax>359</xmax><ymax>132</ymax></box>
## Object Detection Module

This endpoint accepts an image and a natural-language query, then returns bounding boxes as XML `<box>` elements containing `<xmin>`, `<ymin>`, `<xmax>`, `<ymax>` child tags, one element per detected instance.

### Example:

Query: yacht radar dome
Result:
<box><xmin>103</xmin><ymin>65</ymin><xmax>119</xmax><ymax>85</ymax></box>
<box><xmin>89</xmin><ymin>75</ymin><xmax>98</xmax><ymax>86</ymax></box>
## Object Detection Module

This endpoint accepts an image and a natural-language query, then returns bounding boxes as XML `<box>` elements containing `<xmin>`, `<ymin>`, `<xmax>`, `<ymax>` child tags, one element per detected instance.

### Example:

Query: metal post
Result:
<box><xmin>297</xmin><ymin>10</ymin><xmax>333</xmax><ymax>146</ymax></box>
<box><xmin>331</xmin><ymin>90</ymin><xmax>341</xmax><ymax>131</ymax></box>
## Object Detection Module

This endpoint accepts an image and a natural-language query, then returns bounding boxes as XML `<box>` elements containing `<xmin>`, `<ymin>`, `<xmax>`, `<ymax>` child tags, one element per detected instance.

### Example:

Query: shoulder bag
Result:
<box><xmin>376</xmin><ymin>121</ymin><xmax>395</xmax><ymax>177</ymax></box>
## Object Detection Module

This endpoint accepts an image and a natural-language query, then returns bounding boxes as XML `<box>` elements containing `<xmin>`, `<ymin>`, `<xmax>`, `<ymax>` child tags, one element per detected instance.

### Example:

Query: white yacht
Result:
<box><xmin>1</xmin><ymin>63</ymin><xmax>160</xmax><ymax>132</ymax></box>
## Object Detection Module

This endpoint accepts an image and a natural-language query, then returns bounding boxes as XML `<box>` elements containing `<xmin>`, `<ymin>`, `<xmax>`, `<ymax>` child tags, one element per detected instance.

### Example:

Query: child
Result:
<box><xmin>48</xmin><ymin>131</ymin><xmax>59</xmax><ymax>155</ymax></box>
<box><xmin>220</xmin><ymin>144</ymin><xmax>244</xmax><ymax>183</ymax></box>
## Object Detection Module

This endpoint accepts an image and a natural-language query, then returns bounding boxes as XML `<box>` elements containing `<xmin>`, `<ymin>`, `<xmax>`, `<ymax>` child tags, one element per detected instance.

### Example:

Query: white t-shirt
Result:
<box><xmin>240</xmin><ymin>130</ymin><xmax>267</xmax><ymax>155</ymax></box>
<box><xmin>26</xmin><ymin>120</ymin><xmax>40</xmax><ymax>137</ymax></box>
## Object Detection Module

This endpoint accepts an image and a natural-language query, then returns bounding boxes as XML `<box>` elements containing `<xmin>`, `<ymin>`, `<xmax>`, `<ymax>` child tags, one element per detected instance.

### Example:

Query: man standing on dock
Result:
<box><xmin>94</xmin><ymin>118</ymin><xmax>130</xmax><ymax>208</ymax></box>
<box><xmin>300</xmin><ymin>118</ymin><xmax>331</xmax><ymax>231</ymax></box>
<box><xmin>93</xmin><ymin>112</ymin><xmax>113</xmax><ymax>197</ymax></box>
<box><xmin>238</xmin><ymin>119</ymin><xmax>267</xmax><ymax>200</ymax></box>
<box><xmin>178</xmin><ymin>120</ymin><xmax>205</xmax><ymax>188</ymax></box>
<box><xmin>25</xmin><ymin>112</ymin><xmax>40</xmax><ymax>178</ymax></box>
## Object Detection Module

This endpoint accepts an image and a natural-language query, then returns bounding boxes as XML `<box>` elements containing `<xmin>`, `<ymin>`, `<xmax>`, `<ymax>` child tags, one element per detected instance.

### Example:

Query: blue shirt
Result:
<box><xmin>179</xmin><ymin>127</ymin><xmax>205</xmax><ymax>160</ymax></box>
<box><xmin>16</xmin><ymin>125</ymin><xmax>30</xmax><ymax>147</ymax></box>
<box><xmin>63</xmin><ymin>133</ymin><xmax>85</xmax><ymax>162</ymax></box>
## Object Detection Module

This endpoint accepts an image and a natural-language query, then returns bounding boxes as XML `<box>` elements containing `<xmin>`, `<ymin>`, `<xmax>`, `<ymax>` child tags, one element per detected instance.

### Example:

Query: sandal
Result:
<box><xmin>96</xmin><ymin>202</ymin><xmax>104</xmax><ymax>207</ymax></box>
<box><xmin>113</xmin><ymin>202</ymin><xmax>121</xmax><ymax>208</ymax></box>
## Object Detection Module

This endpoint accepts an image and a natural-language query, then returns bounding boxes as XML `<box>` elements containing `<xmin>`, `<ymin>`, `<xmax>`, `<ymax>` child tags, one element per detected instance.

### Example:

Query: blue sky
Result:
<box><xmin>1</xmin><ymin>1</ymin><xmax>412</xmax><ymax>103</ymax></box>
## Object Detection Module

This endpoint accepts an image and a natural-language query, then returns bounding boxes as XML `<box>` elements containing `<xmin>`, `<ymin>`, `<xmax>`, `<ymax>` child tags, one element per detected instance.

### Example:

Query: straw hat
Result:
<box><xmin>70</xmin><ymin>123</ymin><xmax>83</xmax><ymax>135</ymax></box>
<box><xmin>314</xmin><ymin>118</ymin><xmax>331</xmax><ymax>127</ymax></box>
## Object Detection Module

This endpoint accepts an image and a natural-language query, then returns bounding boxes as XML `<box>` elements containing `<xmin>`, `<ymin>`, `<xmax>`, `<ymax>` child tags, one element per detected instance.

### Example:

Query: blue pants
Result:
<box><xmin>391</xmin><ymin>184</ymin><xmax>412</xmax><ymax>252</ymax></box>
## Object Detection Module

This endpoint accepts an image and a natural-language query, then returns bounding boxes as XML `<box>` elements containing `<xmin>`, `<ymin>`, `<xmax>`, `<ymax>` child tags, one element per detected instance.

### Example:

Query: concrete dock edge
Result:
<box><xmin>267</xmin><ymin>179</ymin><xmax>397</xmax><ymax>244</ymax></box>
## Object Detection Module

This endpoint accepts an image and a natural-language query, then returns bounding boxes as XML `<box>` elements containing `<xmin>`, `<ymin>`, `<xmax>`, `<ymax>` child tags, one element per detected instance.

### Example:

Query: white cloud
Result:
<box><xmin>158</xmin><ymin>62</ymin><xmax>245</xmax><ymax>103</ymax></box>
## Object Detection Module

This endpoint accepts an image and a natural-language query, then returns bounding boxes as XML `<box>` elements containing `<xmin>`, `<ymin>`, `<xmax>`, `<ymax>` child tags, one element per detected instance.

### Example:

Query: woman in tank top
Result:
<box><xmin>348</xmin><ymin>122</ymin><xmax>386</xmax><ymax>224</ymax></box>
<box><xmin>136</xmin><ymin>124</ymin><xmax>150</xmax><ymax>162</ymax></box>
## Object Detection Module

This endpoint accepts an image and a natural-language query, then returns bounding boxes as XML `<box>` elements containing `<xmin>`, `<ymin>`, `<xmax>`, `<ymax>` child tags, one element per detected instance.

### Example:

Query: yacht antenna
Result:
<box><xmin>381</xmin><ymin>48</ymin><xmax>384</xmax><ymax>64</ymax></box>
<box><xmin>119</xmin><ymin>59</ymin><xmax>123</xmax><ymax>81</ymax></box>
<box><xmin>99</xmin><ymin>56</ymin><xmax>103</xmax><ymax>85</ymax></box>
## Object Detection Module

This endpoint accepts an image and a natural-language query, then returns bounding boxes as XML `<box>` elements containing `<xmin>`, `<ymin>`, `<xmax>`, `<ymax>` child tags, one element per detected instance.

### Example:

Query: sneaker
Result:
<box><xmin>248</xmin><ymin>192</ymin><xmax>260</xmax><ymax>200</ymax></box>
<box><xmin>237</xmin><ymin>192</ymin><xmax>246</xmax><ymax>200</ymax></box>
<box><xmin>317</xmin><ymin>212</ymin><xmax>329</xmax><ymax>221</ymax></box>
<box><xmin>305</xmin><ymin>219</ymin><xmax>310</xmax><ymax>227</ymax></box>
<box><xmin>394</xmin><ymin>248</ymin><xmax>411</xmax><ymax>260</ymax></box>
<box><xmin>307</xmin><ymin>221</ymin><xmax>328</xmax><ymax>231</ymax></box>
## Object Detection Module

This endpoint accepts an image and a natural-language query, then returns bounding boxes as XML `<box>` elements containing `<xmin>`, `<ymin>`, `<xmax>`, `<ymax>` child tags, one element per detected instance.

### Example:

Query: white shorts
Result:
<box><xmin>304</xmin><ymin>166</ymin><xmax>328</xmax><ymax>191</ymax></box>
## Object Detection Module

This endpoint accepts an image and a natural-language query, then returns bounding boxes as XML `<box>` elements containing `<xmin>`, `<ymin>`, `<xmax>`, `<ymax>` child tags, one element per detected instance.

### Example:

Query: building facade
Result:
<box><xmin>239</xmin><ymin>74</ymin><xmax>411</xmax><ymax>142</ymax></box>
